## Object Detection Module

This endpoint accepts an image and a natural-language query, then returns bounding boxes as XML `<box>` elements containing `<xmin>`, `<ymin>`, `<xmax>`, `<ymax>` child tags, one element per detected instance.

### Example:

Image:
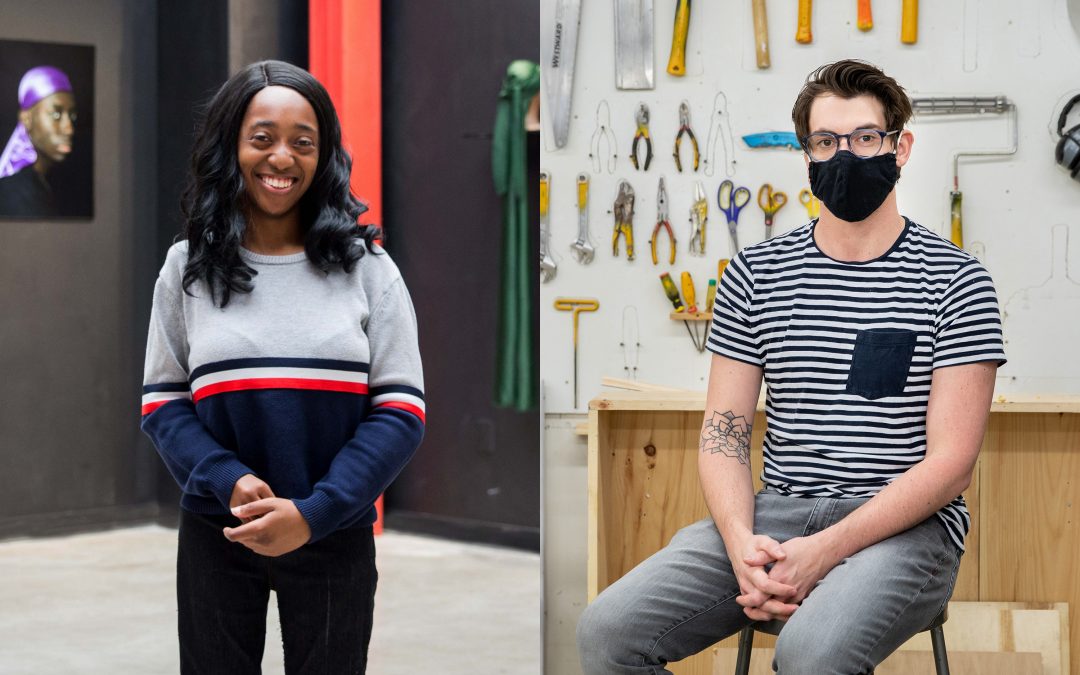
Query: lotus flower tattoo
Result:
<box><xmin>700</xmin><ymin>410</ymin><xmax>752</xmax><ymax>465</ymax></box>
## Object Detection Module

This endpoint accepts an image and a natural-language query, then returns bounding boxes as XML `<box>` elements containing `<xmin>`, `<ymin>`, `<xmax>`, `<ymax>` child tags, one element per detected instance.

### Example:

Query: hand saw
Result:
<box><xmin>545</xmin><ymin>0</ymin><xmax>582</xmax><ymax>148</ymax></box>
<box><xmin>615</xmin><ymin>0</ymin><xmax>655</xmax><ymax>90</ymax></box>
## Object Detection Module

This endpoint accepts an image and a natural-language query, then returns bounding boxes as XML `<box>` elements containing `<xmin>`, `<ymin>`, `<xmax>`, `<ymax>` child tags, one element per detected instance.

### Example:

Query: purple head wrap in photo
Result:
<box><xmin>0</xmin><ymin>66</ymin><xmax>74</xmax><ymax>178</ymax></box>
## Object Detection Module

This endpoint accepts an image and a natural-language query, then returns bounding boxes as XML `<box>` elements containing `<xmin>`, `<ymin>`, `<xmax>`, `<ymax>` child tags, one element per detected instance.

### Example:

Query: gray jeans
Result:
<box><xmin>577</xmin><ymin>489</ymin><xmax>961</xmax><ymax>675</ymax></box>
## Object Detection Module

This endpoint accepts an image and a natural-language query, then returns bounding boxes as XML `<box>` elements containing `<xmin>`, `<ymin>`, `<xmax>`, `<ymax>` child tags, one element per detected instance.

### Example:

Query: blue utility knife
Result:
<box><xmin>742</xmin><ymin>132</ymin><xmax>801</xmax><ymax>150</ymax></box>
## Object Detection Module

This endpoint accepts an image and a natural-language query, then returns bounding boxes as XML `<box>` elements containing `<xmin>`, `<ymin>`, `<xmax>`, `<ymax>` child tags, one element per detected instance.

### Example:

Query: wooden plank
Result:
<box><xmin>589</xmin><ymin>388</ymin><xmax>1080</xmax><ymax>413</ymax></box>
<box><xmin>586</xmin><ymin>409</ymin><xmax>601</xmax><ymax>601</ymax></box>
<box><xmin>600</xmin><ymin>376</ymin><xmax>691</xmax><ymax>392</ymax></box>
<box><xmin>979</xmin><ymin>413</ymin><xmax>1079</xmax><ymax>675</ymax></box>
<box><xmin>896</xmin><ymin>603</ymin><xmax>1068</xmax><ymax>675</ymax></box>
<box><xmin>711</xmin><ymin>648</ymin><xmax>1043</xmax><ymax>675</ymax></box>
<box><xmin>707</xmin><ymin>602</ymin><xmax>1065</xmax><ymax>674</ymax></box>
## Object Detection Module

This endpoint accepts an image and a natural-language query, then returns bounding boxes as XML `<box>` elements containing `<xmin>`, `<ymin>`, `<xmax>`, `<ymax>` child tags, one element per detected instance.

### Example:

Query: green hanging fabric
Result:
<box><xmin>492</xmin><ymin>60</ymin><xmax>540</xmax><ymax>411</ymax></box>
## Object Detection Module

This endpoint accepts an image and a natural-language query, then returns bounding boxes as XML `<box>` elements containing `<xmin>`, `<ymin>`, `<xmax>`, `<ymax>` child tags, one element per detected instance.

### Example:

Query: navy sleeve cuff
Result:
<box><xmin>292</xmin><ymin>490</ymin><xmax>339</xmax><ymax>543</ymax></box>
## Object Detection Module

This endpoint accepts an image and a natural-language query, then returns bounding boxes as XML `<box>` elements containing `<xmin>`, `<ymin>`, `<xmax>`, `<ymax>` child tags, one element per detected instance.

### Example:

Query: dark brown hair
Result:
<box><xmin>791</xmin><ymin>60</ymin><xmax>912</xmax><ymax>144</ymax></box>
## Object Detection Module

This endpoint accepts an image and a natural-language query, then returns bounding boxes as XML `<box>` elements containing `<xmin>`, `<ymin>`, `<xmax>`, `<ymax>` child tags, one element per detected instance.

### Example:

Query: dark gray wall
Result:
<box><xmin>382</xmin><ymin>0</ymin><xmax>541</xmax><ymax>549</ymax></box>
<box><xmin>0</xmin><ymin>0</ymin><xmax>159</xmax><ymax>537</ymax></box>
<box><xmin>0</xmin><ymin>0</ymin><xmax>308</xmax><ymax>538</ymax></box>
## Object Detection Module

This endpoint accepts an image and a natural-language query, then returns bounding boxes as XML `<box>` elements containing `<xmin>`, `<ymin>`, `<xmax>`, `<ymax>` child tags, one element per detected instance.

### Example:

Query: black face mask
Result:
<box><xmin>808</xmin><ymin>150</ymin><xmax>898</xmax><ymax>222</ymax></box>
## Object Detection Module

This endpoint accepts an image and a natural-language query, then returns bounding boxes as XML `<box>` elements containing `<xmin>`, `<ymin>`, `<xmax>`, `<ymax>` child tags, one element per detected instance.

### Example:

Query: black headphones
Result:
<box><xmin>1055</xmin><ymin>94</ymin><xmax>1080</xmax><ymax>180</ymax></box>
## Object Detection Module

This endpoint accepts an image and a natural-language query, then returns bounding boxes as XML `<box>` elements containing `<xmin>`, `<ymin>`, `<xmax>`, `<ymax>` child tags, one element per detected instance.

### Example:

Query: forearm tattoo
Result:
<box><xmin>700</xmin><ymin>410</ymin><xmax>752</xmax><ymax>466</ymax></box>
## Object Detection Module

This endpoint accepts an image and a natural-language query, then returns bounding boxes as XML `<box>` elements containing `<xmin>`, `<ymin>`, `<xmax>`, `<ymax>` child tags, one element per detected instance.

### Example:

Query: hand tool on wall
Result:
<box><xmin>631</xmin><ymin>103</ymin><xmax>654</xmax><ymax>171</ymax></box>
<box><xmin>666</xmin><ymin>0</ymin><xmax>691</xmax><ymax>76</ymax></box>
<box><xmin>572</xmin><ymin>174</ymin><xmax>596</xmax><ymax>263</ymax></box>
<box><xmin>544</xmin><ymin>0</ymin><xmax>582</xmax><ymax>148</ymax></box>
<box><xmin>689</xmin><ymin>181</ymin><xmax>708</xmax><ymax>256</ymax></box>
<box><xmin>659</xmin><ymin>272</ymin><xmax>685</xmax><ymax>312</ymax></box>
<box><xmin>705</xmin><ymin>279</ymin><xmax>718</xmax><ymax>314</ymax></box>
<box><xmin>857</xmin><ymin>0</ymin><xmax>873</xmax><ymax>31</ymax></box>
<box><xmin>752</xmin><ymin>0</ymin><xmax>770</xmax><ymax>69</ymax></box>
<box><xmin>615</xmin><ymin>0</ymin><xmax>655</xmax><ymax>89</ymax></box>
<box><xmin>553</xmin><ymin>297</ymin><xmax>599</xmax><ymax>409</ymax></box>
<box><xmin>588</xmin><ymin>100</ymin><xmax>619</xmax><ymax>174</ymax></box>
<box><xmin>650</xmin><ymin>177</ymin><xmax>677</xmax><ymax>266</ymax></box>
<box><xmin>796</xmin><ymin>0</ymin><xmax>813</xmax><ymax>43</ymax></box>
<box><xmin>704</xmin><ymin>91</ymin><xmax>737</xmax><ymax>178</ymax></box>
<box><xmin>758</xmin><ymin>183</ymin><xmax>788</xmax><ymax>240</ymax></box>
<box><xmin>901</xmin><ymin>0</ymin><xmax>918</xmax><ymax>44</ymax></box>
<box><xmin>612</xmin><ymin>180</ymin><xmax>637</xmax><ymax>260</ymax></box>
<box><xmin>799</xmin><ymin>187</ymin><xmax>821</xmax><ymax>219</ymax></box>
<box><xmin>718</xmin><ymin>258</ymin><xmax>730</xmax><ymax>280</ymax></box>
<box><xmin>950</xmin><ymin>190</ymin><xmax>963</xmax><ymax>249</ymax></box>
<box><xmin>673</xmin><ymin>101</ymin><xmax>700</xmax><ymax>172</ymax></box>
<box><xmin>680</xmin><ymin>271</ymin><xmax>698</xmax><ymax>313</ymax></box>
<box><xmin>910</xmin><ymin>95</ymin><xmax>1017</xmax><ymax>251</ymax></box>
<box><xmin>743</xmin><ymin>131</ymin><xmax>801</xmax><ymax>150</ymax></box>
<box><xmin>540</xmin><ymin>171</ymin><xmax>557</xmax><ymax>282</ymax></box>
<box><xmin>718</xmin><ymin>180</ymin><xmax>751</xmax><ymax>255</ymax></box>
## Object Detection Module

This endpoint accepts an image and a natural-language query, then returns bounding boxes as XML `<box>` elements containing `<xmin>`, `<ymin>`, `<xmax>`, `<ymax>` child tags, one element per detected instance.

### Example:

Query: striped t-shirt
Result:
<box><xmin>707</xmin><ymin>218</ymin><xmax>1006</xmax><ymax>551</ymax></box>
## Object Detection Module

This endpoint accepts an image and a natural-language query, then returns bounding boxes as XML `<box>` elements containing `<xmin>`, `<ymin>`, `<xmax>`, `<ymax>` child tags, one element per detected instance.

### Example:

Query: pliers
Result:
<box><xmin>630</xmin><ymin>103</ymin><xmax>653</xmax><ymax>171</ymax></box>
<box><xmin>649</xmin><ymin>177</ymin><xmax>676</xmax><ymax>266</ymax></box>
<box><xmin>612</xmin><ymin>180</ymin><xmax>636</xmax><ymax>260</ymax></box>
<box><xmin>689</xmin><ymin>180</ymin><xmax>707</xmax><ymax>255</ymax></box>
<box><xmin>673</xmin><ymin>101</ymin><xmax>700</xmax><ymax>172</ymax></box>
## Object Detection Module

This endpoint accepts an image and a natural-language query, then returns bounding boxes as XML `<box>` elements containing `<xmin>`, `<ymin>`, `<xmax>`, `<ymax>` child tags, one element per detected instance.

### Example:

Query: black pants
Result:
<box><xmin>177</xmin><ymin>509</ymin><xmax>377</xmax><ymax>675</ymax></box>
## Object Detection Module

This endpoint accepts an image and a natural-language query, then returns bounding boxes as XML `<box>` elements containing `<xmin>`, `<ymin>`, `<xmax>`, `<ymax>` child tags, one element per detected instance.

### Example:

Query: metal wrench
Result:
<box><xmin>540</xmin><ymin>171</ymin><xmax>557</xmax><ymax>282</ymax></box>
<box><xmin>571</xmin><ymin>173</ymin><xmax>595</xmax><ymax>264</ymax></box>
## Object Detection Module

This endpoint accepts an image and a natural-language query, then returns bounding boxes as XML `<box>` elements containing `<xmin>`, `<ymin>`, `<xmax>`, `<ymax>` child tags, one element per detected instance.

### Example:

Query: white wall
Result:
<box><xmin>541</xmin><ymin>1</ymin><xmax>1080</xmax><ymax>672</ymax></box>
<box><xmin>540</xmin><ymin>0</ymin><xmax>1080</xmax><ymax>414</ymax></box>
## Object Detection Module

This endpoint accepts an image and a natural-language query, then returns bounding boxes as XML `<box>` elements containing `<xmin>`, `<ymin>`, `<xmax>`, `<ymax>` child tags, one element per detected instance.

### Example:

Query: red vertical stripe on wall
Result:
<box><xmin>310</xmin><ymin>0</ymin><xmax>384</xmax><ymax>533</ymax></box>
<box><xmin>309</xmin><ymin>0</ymin><xmax>381</xmax><ymax>227</ymax></box>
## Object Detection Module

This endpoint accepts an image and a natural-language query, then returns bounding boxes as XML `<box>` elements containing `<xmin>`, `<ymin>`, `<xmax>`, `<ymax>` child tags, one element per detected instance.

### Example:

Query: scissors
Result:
<box><xmin>717</xmin><ymin>179</ymin><xmax>751</xmax><ymax>254</ymax></box>
<box><xmin>799</xmin><ymin>188</ymin><xmax>821</xmax><ymax>220</ymax></box>
<box><xmin>757</xmin><ymin>183</ymin><xmax>788</xmax><ymax>240</ymax></box>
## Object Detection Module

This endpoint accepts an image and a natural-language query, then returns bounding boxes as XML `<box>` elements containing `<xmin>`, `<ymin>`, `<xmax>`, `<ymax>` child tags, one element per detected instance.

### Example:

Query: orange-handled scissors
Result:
<box><xmin>799</xmin><ymin>187</ymin><xmax>821</xmax><ymax>220</ymax></box>
<box><xmin>758</xmin><ymin>183</ymin><xmax>788</xmax><ymax>240</ymax></box>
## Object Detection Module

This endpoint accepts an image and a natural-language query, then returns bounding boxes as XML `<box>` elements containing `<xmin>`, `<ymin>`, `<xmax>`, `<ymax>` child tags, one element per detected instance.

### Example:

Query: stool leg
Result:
<box><xmin>734</xmin><ymin>626</ymin><xmax>754</xmax><ymax>675</ymax></box>
<box><xmin>930</xmin><ymin>625</ymin><xmax>951</xmax><ymax>675</ymax></box>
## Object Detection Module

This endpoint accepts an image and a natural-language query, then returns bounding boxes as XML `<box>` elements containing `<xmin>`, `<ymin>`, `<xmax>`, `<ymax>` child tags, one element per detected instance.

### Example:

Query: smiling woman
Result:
<box><xmin>141</xmin><ymin>60</ymin><xmax>425</xmax><ymax>674</ymax></box>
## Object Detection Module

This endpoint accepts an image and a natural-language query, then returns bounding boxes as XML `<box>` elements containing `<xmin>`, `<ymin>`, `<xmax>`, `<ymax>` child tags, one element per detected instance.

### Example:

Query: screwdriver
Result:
<box><xmin>681</xmin><ymin>271</ymin><xmax>698</xmax><ymax>313</ymax></box>
<box><xmin>660</xmin><ymin>273</ymin><xmax>685</xmax><ymax>312</ymax></box>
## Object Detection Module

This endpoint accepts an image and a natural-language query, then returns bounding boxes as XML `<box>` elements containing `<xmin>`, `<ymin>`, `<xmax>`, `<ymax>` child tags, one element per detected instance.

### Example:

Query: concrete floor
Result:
<box><xmin>0</xmin><ymin>525</ymin><xmax>540</xmax><ymax>674</ymax></box>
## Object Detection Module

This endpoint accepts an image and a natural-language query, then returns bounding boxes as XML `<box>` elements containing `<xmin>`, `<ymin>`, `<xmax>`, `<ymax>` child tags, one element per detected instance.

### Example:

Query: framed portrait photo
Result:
<box><xmin>0</xmin><ymin>38</ymin><xmax>94</xmax><ymax>219</ymax></box>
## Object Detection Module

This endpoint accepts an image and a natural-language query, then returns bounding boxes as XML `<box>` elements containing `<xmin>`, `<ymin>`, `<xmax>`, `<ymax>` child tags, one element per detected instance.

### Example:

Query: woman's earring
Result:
<box><xmin>204</xmin><ymin>230</ymin><xmax>215</xmax><ymax>244</ymax></box>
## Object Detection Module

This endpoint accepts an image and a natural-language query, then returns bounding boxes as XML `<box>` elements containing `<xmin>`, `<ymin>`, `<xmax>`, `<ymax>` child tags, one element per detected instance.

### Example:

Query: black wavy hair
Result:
<box><xmin>179</xmin><ymin>60</ymin><xmax>379</xmax><ymax>307</ymax></box>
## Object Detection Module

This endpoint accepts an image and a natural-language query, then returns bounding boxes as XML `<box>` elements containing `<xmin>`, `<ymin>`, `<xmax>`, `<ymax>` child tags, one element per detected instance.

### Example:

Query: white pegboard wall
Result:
<box><xmin>540</xmin><ymin>0</ymin><xmax>1080</xmax><ymax>413</ymax></box>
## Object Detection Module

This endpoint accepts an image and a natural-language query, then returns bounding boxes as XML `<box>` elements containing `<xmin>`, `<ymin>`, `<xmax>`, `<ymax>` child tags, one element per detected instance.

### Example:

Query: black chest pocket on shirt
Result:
<box><xmin>845</xmin><ymin>328</ymin><xmax>917</xmax><ymax>400</ymax></box>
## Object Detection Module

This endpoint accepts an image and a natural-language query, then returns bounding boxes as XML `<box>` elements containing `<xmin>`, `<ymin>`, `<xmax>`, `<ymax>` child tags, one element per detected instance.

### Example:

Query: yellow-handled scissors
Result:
<box><xmin>758</xmin><ymin>183</ymin><xmax>788</xmax><ymax>240</ymax></box>
<box><xmin>799</xmin><ymin>187</ymin><xmax>821</xmax><ymax>220</ymax></box>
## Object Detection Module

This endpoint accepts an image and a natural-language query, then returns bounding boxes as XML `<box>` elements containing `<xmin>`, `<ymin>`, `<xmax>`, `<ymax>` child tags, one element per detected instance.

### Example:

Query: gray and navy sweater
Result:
<box><xmin>141</xmin><ymin>241</ymin><xmax>425</xmax><ymax>543</ymax></box>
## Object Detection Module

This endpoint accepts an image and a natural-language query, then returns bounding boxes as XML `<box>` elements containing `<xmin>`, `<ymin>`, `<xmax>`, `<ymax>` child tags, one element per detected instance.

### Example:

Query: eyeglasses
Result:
<box><xmin>800</xmin><ymin>128</ymin><xmax>900</xmax><ymax>162</ymax></box>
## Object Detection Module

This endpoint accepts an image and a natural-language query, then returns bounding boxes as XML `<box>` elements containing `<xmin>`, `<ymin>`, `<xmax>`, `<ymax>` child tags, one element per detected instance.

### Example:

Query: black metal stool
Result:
<box><xmin>733</xmin><ymin>605</ymin><xmax>950</xmax><ymax>675</ymax></box>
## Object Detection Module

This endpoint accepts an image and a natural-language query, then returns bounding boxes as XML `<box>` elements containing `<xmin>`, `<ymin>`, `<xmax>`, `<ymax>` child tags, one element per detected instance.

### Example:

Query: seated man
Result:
<box><xmin>576</xmin><ymin>59</ymin><xmax>1005</xmax><ymax>675</ymax></box>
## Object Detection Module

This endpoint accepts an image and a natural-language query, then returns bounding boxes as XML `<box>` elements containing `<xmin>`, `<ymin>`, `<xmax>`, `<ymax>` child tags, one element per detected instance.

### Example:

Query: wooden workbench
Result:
<box><xmin>586</xmin><ymin>390</ymin><xmax>1080</xmax><ymax>674</ymax></box>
